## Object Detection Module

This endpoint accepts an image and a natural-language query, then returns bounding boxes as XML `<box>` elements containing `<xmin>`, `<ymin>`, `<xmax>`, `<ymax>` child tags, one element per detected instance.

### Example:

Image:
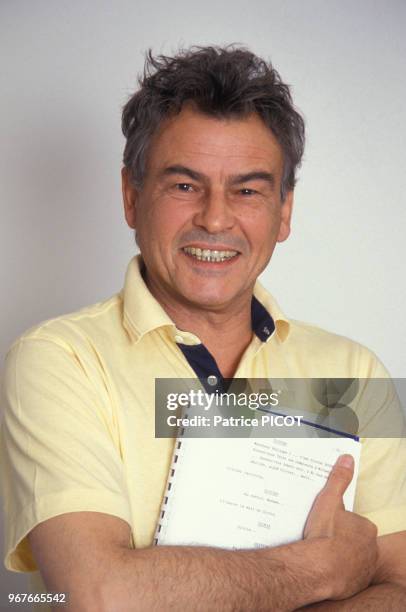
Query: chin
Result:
<box><xmin>181</xmin><ymin>289</ymin><xmax>236</xmax><ymax>310</ymax></box>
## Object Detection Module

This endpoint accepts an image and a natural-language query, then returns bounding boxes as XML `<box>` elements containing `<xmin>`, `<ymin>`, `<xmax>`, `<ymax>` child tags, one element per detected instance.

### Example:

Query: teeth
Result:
<box><xmin>183</xmin><ymin>247</ymin><xmax>238</xmax><ymax>262</ymax></box>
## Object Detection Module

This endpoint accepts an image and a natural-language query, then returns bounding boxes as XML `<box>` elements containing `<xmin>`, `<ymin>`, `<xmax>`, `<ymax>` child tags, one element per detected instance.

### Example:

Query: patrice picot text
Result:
<box><xmin>165</xmin><ymin>389</ymin><xmax>304</xmax><ymax>429</ymax></box>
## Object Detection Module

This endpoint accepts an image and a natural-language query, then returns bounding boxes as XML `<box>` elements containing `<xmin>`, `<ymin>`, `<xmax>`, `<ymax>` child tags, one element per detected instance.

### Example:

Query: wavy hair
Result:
<box><xmin>122</xmin><ymin>45</ymin><xmax>305</xmax><ymax>200</ymax></box>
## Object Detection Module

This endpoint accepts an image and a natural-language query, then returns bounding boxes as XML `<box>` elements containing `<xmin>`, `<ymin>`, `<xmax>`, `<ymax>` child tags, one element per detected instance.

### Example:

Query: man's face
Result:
<box><xmin>122</xmin><ymin>106</ymin><xmax>293</xmax><ymax>313</ymax></box>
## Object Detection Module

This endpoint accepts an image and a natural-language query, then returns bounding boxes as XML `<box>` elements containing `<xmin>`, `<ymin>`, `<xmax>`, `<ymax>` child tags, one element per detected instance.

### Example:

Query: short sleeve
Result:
<box><xmin>0</xmin><ymin>336</ymin><xmax>132</xmax><ymax>572</ymax></box>
<box><xmin>355</xmin><ymin>436</ymin><xmax>406</xmax><ymax>534</ymax></box>
<box><xmin>354</xmin><ymin>356</ymin><xmax>406</xmax><ymax>535</ymax></box>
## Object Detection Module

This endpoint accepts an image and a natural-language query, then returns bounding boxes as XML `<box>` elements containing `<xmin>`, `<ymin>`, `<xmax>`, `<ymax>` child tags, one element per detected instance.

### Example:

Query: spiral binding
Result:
<box><xmin>153</xmin><ymin>426</ymin><xmax>187</xmax><ymax>545</ymax></box>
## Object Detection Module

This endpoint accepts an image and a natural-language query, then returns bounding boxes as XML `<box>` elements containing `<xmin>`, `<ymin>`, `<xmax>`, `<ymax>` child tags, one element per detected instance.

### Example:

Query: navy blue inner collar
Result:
<box><xmin>176</xmin><ymin>296</ymin><xmax>275</xmax><ymax>391</ymax></box>
<box><xmin>251</xmin><ymin>295</ymin><xmax>275</xmax><ymax>342</ymax></box>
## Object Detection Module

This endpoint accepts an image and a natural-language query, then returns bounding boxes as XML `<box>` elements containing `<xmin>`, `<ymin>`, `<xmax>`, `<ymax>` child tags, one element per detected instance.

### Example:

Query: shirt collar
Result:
<box><xmin>122</xmin><ymin>255</ymin><xmax>291</xmax><ymax>344</ymax></box>
<box><xmin>122</xmin><ymin>256</ymin><xmax>175</xmax><ymax>342</ymax></box>
<box><xmin>252</xmin><ymin>280</ymin><xmax>290</xmax><ymax>342</ymax></box>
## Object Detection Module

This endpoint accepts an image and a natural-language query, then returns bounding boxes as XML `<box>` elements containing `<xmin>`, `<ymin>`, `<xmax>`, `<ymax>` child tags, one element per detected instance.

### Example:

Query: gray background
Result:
<box><xmin>1</xmin><ymin>0</ymin><xmax>405</xmax><ymax>603</ymax></box>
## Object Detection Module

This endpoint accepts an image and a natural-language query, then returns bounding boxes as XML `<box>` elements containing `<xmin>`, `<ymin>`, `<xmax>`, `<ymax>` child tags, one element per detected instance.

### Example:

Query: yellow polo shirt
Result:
<box><xmin>1</xmin><ymin>255</ymin><xmax>406</xmax><ymax>578</ymax></box>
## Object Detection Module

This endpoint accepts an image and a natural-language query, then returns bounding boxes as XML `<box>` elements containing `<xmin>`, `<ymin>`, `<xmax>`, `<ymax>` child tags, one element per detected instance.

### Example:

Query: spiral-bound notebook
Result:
<box><xmin>154</xmin><ymin>434</ymin><xmax>361</xmax><ymax>549</ymax></box>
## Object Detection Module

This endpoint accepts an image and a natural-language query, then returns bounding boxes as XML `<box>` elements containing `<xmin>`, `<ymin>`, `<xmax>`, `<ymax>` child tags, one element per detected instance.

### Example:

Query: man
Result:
<box><xmin>1</xmin><ymin>46</ymin><xmax>405</xmax><ymax>611</ymax></box>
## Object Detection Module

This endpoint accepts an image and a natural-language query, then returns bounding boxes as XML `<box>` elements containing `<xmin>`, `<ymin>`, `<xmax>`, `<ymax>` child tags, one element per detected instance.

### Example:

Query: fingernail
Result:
<box><xmin>336</xmin><ymin>454</ymin><xmax>354</xmax><ymax>469</ymax></box>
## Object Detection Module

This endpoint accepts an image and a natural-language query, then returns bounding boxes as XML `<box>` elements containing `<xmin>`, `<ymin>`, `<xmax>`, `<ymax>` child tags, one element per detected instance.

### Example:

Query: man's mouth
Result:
<box><xmin>182</xmin><ymin>246</ymin><xmax>239</xmax><ymax>263</ymax></box>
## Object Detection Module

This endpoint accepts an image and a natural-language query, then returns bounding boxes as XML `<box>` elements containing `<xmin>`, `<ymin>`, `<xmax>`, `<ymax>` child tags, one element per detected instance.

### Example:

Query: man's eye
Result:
<box><xmin>240</xmin><ymin>188</ymin><xmax>258</xmax><ymax>196</ymax></box>
<box><xmin>176</xmin><ymin>183</ymin><xmax>194</xmax><ymax>192</ymax></box>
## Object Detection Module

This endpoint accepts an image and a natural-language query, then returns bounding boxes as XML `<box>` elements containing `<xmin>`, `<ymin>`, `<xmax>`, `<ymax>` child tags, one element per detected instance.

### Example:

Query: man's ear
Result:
<box><xmin>121</xmin><ymin>167</ymin><xmax>138</xmax><ymax>229</ymax></box>
<box><xmin>277</xmin><ymin>190</ymin><xmax>294</xmax><ymax>243</ymax></box>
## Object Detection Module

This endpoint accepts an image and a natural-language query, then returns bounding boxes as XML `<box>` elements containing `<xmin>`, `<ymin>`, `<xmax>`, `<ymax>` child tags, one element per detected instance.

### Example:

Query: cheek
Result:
<box><xmin>238</xmin><ymin>207</ymin><xmax>281</xmax><ymax>248</ymax></box>
<box><xmin>139</xmin><ymin>199</ymin><xmax>192</xmax><ymax>249</ymax></box>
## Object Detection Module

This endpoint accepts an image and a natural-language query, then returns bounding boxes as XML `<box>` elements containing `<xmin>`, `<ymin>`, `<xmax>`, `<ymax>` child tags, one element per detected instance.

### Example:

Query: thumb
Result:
<box><xmin>304</xmin><ymin>454</ymin><xmax>355</xmax><ymax>539</ymax></box>
<box><xmin>322</xmin><ymin>453</ymin><xmax>355</xmax><ymax>500</ymax></box>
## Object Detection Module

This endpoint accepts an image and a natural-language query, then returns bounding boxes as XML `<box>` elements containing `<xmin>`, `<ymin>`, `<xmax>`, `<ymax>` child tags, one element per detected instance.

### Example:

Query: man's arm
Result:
<box><xmin>29</xmin><ymin>513</ymin><xmax>331</xmax><ymax>612</ymax></box>
<box><xmin>28</xmin><ymin>456</ymin><xmax>378</xmax><ymax>612</ymax></box>
<box><xmin>298</xmin><ymin>531</ymin><xmax>406</xmax><ymax>611</ymax></box>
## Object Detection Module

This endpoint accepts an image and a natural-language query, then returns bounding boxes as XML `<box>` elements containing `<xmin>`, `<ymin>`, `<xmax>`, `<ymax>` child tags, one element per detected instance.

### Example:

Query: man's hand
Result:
<box><xmin>297</xmin><ymin>531</ymin><xmax>406</xmax><ymax>611</ymax></box>
<box><xmin>304</xmin><ymin>454</ymin><xmax>378</xmax><ymax>600</ymax></box>
<box><xmin>372</xmin><ymin>530</ymin><xmax>406</xmax><ymax>588</ymax></box>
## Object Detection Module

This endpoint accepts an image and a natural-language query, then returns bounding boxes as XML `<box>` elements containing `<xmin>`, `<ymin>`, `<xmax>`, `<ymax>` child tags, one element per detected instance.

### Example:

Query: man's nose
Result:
<box><xmin>192</xmin><ymin>190</ymin><xmax>235</xmax><ymax>234</ymax></box>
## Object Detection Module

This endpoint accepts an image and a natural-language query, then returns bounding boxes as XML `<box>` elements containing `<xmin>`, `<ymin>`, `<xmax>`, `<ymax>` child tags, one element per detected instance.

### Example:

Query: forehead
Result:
<box><xmin>145</xmin><ymin>106</ymin><xmax>284</xmax><ymax>178</ymax></box>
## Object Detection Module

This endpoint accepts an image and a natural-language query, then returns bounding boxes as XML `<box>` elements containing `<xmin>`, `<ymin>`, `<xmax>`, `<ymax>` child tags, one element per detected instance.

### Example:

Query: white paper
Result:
<box><xmin>156</xmin><ymin>436</ymin><xmax>360</xmax><ymax>549</ymax></box>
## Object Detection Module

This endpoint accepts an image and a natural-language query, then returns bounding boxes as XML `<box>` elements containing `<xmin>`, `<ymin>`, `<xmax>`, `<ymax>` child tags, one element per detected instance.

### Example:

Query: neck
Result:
<box><xmin>145</xmin><ymin>275</ymin><xmax>254</xmax><ymax>378</ymax></box>
<box><xmin>173</xmin><ymin>303</ymin><xmax>254</xmax><ymax>375</ymax></box>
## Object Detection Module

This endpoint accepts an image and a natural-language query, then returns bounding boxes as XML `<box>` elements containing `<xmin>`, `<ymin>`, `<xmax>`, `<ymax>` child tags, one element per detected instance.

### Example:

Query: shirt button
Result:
<box><xmin>207</xmin><ymin>375</ymin><xmax>218</xmax><ymax>386</ymax></box>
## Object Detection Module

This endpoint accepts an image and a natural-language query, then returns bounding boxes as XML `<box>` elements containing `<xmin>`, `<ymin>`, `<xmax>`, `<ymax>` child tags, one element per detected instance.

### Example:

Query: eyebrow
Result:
<box><xmin>160</xmin><ymin>165</ymin><xmax>275</xmax><ymax>188</ymax></box>
<box><xmin>160</xmin><ymin>165</ymin><xmax>204</xmax><ymax>182</ymax></box>
<box><xmin>229</xmin><ymin>171</ymin><xmax>275</xmax><ymax>188</ymax></box>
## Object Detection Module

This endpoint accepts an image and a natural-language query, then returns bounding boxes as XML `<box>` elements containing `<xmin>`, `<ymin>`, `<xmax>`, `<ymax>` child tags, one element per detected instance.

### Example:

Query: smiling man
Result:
<box><xmin>122</xmin><ymin>107</ymin><xmax>293</xmax><ymax>378</ymax></box>
<box><xmin>1</xmin><ymin>46</ymin><xmax>406</xmax><ymax>611</ymax></box>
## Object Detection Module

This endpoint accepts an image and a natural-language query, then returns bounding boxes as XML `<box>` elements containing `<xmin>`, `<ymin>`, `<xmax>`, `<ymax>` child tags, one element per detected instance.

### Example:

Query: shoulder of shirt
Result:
<box><xmin>254</xmin><ymin>283</ymin><xmax>380</xmax><ymax>371</ymax></box>
<box><xmin>285</xmin><ymin>317</ymin><xmax>386</xmax><ymax>377</ymax></box>
<box><xmin>6</xmin><ymin>293</ymin><xmax>124</xmax><ymax>354</ymax></box>
<box><xmin>287</xmin><ymin>316</ymin><xmax>371</xmax><ymax>352</ymax></box>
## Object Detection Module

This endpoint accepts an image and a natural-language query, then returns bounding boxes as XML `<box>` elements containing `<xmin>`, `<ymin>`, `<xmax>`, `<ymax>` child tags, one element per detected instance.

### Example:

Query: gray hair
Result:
<box><xmin>122</xmin><ymin>45</ymin><xmax>305</xmax><ymax>200</ymax></box>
